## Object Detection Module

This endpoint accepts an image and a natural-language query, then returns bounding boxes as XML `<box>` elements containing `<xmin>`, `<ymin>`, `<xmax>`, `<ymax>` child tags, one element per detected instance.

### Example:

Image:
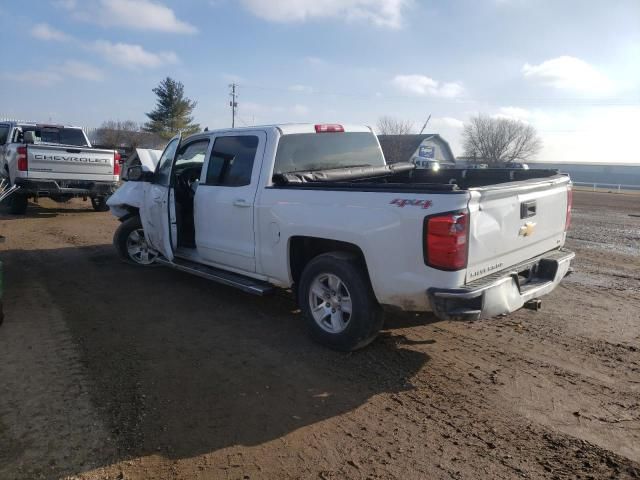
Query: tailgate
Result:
<box><xmin>466</xmin><ymin>176</ymin><xmax>570</xmax><ymax>282</ymax></box>
<box><xmin>27</xmin><ymin>144</ymin><xmax>115</xmax><ymax>177</ymax></box>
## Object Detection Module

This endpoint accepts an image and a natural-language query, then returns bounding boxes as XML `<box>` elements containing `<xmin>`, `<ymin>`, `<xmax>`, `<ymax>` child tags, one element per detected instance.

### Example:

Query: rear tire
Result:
<box><xmin>298</xmin><ymin>251</ymin><xmax>383</xmax><ymax>351</ymax></box>
<box><xmin>114</xmin><ymin>216</ymin><xmax>158</xmax><ymax>266</ymax></box>
<box><xmin>8</xmin><ymin>194</ymin><xmax>28</xmax><ymax>215</ymax></box>
<box><xmin>91</xmin><ymin>196</ymin><xmax>110</xmax><ymax>212</ymax></box>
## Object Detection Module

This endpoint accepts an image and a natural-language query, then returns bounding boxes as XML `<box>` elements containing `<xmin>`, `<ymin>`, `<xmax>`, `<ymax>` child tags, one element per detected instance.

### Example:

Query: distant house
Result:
<box><xmin>377</xmin><ymin>134</ymin><xmax>456</xmax><ymax>168</ymax></box>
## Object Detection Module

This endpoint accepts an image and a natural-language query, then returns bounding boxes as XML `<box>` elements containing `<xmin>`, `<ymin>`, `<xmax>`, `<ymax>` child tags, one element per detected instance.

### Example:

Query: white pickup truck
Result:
<box><xmin>108</xmin><ymin>124</ymin><xmax>574</xmax><ymax>351</ymax></box>
<box><xmin>0</xmin><ymin>122</ymin><xmax>120</xmax><ymax>214</ymax></box>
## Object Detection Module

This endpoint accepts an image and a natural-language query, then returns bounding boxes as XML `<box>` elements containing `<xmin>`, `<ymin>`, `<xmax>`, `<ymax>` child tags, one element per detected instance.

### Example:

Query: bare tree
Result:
<box><xmin>376</xmin><ymin>116</ymin><xmax>414</xmax><ymax>135</ymax></box>
<box><xmin>462</xmin><ymin>115</ymin><xmax>542</xmax><ymax>165</ymax></box>
<box><xmin>96</xmin><ymin>120</ymin><xmax>153</xmax><ymax>150</ymax></box>
<box><xmin>376</xmin><ymin>116</ymin><xmax>416</xmax><ymax>164</ymax></box>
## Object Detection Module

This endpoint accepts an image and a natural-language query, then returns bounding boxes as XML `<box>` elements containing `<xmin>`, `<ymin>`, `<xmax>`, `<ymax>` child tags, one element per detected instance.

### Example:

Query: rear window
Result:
<box><xmin>21</xmin><ymin>126</ymin><xmax>88</xmax><ymax>147</ymax></box>
<box><xmin>274</xmin><ymin>132</ymin><xmax>385</xmax><ymax>174</ymax></box>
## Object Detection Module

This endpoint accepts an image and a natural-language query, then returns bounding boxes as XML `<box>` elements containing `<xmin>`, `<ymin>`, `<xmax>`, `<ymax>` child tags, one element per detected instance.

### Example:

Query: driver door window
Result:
<box><xmin>174</xmin><ymin>140</ymin><xmax>209</xmax><ymax>175</ymax></box>
<box><xmin>154</xmin><ymin>137</ymin><xmax>181</xmax><ymax>186</ymax></box>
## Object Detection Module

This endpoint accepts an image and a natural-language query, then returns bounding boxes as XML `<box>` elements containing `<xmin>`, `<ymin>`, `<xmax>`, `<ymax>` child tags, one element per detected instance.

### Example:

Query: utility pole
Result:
<box><xmin>229</xmin><ymin>83</ymin><xmax>238</xmax><ymax>128</ymax></box>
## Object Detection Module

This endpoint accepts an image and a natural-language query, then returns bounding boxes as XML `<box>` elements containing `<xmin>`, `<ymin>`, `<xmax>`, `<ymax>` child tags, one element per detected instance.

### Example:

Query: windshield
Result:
<box><xmin>274</xmin><ymin>132</ymin><xmax>385</xmax><ymax>174</ymax></box>
<box><xmin>20</xmin><ymin>126</ymin><xmax>89</xmax><ymax>147</ymax></box>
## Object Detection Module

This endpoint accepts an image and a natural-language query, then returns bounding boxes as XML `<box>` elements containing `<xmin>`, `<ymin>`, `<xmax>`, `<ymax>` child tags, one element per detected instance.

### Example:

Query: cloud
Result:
<box><xmin>392</xmin><ymin>74</ymin><xmax>464</xmax><ymax>98</ymax></box>
<box><xmin>292</xmin><ymin>104</ymin><xmax>310</xmax><ymax>115</ymax></box>
<box><xmin>289</xmin><ymin>84</ymin><xmax>314</xmax><ymax>93</ymax></box>
<box><xmin>522</xmin><ymin>56</ymin><xmax>614</xmax><ymax>94</ymax></box>
<box><xmin>493</xmin><ymin>106</ymin><xmax>532</xmax><ymax>122</ymax></box>
<box><xmin>56</xmin><ymin>60</ymin><xmax>104</xmax><ymax>81</ymax></box>
<box><xmin>240</xmin><ymin>0</ymin><xmax>409</xmax><ymax>28</ymax></box>
<box><xmin>2</xmin><ymin>60</ymin><xmax>103</xmax><ymax>85</ymax></box>
<box><xmin>31</xmin><ymin>23</ymin><xmax>72</xmax><ymax>41</ymax></box>
<box><xmin>1</xmin><ymin>71</ymin><xmax>63</xmax><ymax>86</ymax></box>
<box><xmin>57</xmin><ymin>0</ymin><xmax>197</xmax><ymax>34</ymax></box>
<box><xmin>92</xmin><ymin>41</ymin><xmax>178</xmax><ymax>69</ymax></box>
<box><xmin>304</xmin><ymin>56</ymin><xmax>328</xmax><ymax>67</ymax></box>
<box><xmin>431</xmin><ymin>117</ymin><xmax>465</xmax><ymax>129</ymax></box>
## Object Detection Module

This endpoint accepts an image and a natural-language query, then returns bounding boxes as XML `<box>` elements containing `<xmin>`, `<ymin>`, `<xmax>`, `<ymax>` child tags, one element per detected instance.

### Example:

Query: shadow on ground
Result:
<box><xmin>0</xmin><ymin>244</ymin><xmax>432</xmax><ymax>477</ymax></box>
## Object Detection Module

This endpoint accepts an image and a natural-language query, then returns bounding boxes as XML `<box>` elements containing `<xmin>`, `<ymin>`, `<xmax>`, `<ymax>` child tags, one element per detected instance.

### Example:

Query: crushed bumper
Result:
<box><xmin>428</xmin><ymin>248</ymin><xmax>575</xmax><ymax>321</ymax></box>
<box><xmin>15</xmin><ymin>178</ymin><xmax>117</xmax><ymax>197</ymax></box>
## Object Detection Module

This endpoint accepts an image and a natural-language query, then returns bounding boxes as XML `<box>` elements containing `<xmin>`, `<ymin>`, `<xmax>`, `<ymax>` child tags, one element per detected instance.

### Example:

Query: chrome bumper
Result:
<box><xmin>428</xmin><ymin>249</ymin><xmax>575</xmax><ymax>321</ymax></box>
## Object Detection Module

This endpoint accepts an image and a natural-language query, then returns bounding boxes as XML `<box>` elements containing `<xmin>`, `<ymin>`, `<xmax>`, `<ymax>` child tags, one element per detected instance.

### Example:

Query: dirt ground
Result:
<box><xmin>0</xmin><ymin>191</ymin><xmax>638</xmax><ymax>480</ymax></box>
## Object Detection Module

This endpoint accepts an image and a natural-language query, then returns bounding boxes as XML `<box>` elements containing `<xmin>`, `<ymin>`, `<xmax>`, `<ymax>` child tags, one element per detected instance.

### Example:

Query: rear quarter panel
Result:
<box><xmin>255</xmin><ymin>187</ymin><xmax>470</xmax><ymax>310</ymax></box>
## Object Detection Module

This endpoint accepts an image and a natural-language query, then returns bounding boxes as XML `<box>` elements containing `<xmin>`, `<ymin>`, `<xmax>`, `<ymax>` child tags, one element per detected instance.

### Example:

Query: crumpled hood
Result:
<box><xmin>108</xmin><ymin>148</ymin><xmax>162</xmax><ymax>218</ymax></box>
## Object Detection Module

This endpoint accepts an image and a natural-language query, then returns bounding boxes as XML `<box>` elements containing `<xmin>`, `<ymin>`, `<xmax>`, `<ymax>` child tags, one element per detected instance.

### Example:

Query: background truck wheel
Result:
<box><xmin>8</xmin><ymin>194</ymin><xmax>28</xmax><ymax>215</ymax></box>
<box><xmin>114</xmin><ymin>216</ymin><xmax>158</xmax><ymax>266</ymax></box>
<box><xmin>91</xmin><ymin>196</ymin><xmax>110</xmax><ymax>212</ymax></box>
<box><xmin>298</xmin><ymin>251</ymin><xmax>383</xmax><ymax>351</ymax></box>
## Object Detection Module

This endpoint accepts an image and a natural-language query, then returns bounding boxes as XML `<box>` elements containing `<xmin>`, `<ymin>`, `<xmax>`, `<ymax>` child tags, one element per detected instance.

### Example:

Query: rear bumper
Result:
<box><xmin>14</xmin><ymin>178</ymin><xmax>118</xmax><ymax>197</ymax></box>
<box><xmin>428</xmin><ymin>248</ymin><xmax>575</xmax><ymax>321</ymax></box>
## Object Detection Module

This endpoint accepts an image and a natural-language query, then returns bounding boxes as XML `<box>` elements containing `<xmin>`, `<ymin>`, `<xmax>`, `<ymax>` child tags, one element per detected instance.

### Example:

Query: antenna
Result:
<box><xmin>419</xmin><ymin>114</ymin><xmax>431</xmax><ymax>135</ymax></box>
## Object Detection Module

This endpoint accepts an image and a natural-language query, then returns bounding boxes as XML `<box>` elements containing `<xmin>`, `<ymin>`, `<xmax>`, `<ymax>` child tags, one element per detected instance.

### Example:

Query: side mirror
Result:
<box><xmin>127</xmin><ymin>165</ymin><xmax>144</xmax><ymax>181</ymax></box>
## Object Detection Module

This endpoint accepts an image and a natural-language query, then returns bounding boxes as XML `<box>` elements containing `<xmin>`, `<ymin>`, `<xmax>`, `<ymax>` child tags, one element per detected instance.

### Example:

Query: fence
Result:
<box><xmin>573</xmin><ymin>182</ymin><xmax>640</xmax><ymax>192</ymax></box>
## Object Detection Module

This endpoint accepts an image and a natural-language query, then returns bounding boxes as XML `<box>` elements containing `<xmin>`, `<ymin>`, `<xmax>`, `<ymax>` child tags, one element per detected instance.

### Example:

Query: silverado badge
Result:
<box><xmin>519</xmin><ymin>221</ymin><xmax>537</xmax><ymax>237</ymax></box>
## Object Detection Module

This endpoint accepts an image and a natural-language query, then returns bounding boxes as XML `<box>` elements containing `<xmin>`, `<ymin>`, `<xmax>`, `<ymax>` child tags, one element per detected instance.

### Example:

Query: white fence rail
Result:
<box><xmin>573</xmin><ymin>182</ymin><xmax>640</xmax><ymax>192</ymax></box>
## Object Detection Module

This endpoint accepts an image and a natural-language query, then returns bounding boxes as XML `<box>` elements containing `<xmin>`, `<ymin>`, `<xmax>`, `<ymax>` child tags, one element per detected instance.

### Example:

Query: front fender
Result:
<box><xmin>107</xmin><ymin>181</ymin><xmax>145</xmax><ymax>219</ymax></box>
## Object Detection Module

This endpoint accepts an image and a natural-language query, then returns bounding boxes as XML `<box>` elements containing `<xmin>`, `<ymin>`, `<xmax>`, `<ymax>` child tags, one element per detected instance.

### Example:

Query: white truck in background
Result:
<box><xmin>109</xmin><ymin>123</ymin><xmax>574</xmax><ymax>351</ymax></box>
<box><xmin>0</xmin><ymin>122</ymin><xmax>120</xmax><ymax>214</ymax></box>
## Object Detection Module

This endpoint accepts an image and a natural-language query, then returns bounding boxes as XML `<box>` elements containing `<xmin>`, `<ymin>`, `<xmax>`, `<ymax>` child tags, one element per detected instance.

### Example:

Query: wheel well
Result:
<box><xmin>119</xmin><ymin>206</ymin><xmax>140</xmax><ymax>222</ymax></box>
<box><xmin>289</xmin><ymin>236</ymin><xmax>370</xmax><ymax>286</ymax></box>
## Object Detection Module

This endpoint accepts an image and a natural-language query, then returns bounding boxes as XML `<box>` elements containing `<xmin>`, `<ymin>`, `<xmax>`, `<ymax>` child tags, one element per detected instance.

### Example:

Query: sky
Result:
<box><xmin>0</xmin><ymin>0</ymin><xmax>639</xmax><ymax>163</ymax></box>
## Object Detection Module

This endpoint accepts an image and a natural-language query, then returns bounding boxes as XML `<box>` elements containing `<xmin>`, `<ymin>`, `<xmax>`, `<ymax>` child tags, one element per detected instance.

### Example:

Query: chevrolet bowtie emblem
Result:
<box><xmin>519</xmin><ymin>221</ymin><xmax>537</xmax><ymax>237</ymax></box>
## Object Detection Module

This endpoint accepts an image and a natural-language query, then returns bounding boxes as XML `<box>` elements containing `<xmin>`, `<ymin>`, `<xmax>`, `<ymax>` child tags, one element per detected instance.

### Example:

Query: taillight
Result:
<box><xmin>424</xmin><ymin>211</ymin><xmax>469</xmax><ymax>270</ymax></box>
<box><xmin>565</xmin><ymin>186</ymin><xmax>573</xmax><ymax>231</ymax></box>
<box><xmin>17</xmin><ymin>146</ymin><xmax>28</xmax><ymax>171</ymax></box>
<box><xmin>114</xmin><ymin>151</ymin><xmax>121</xmax><ymax>176</ymax></box>
<box><xmin>315</xmin><ymin>124</ymin><xmax>344</xmax><ymax>133</ymax></box>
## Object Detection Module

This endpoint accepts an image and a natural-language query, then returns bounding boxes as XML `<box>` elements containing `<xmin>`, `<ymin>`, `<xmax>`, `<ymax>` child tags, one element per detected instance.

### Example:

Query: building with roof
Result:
<box><xmin>377</xmin><ymin>134</ymin><xmax>456</xmax><ymax>168</ymax></box>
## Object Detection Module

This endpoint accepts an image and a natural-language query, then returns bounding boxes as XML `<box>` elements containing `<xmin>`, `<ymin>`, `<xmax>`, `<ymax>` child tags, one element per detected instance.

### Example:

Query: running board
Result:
<box><xmin>155</xmin><ymin>257</ymin><xmax>275</xmax><ymax>296</ymax></box>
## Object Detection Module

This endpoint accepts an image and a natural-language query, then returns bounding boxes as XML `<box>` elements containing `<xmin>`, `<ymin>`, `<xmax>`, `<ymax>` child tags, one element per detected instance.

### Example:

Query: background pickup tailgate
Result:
<box><xmin>466</xmin><ymin>175</ymin><xmax>570</xmax><ymax>282</ymax></box>
<box><xmin>27</xmin><ymin>144</ymin><xmax>116</xmax><ymax>178</ymax></box>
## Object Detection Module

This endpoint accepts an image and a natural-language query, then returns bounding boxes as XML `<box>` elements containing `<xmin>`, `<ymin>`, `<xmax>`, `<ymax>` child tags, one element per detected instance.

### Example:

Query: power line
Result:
<box><xmin>237</xmin><ymin>83</ymin><xmax>640</xmax><ymax>106</ymax></box>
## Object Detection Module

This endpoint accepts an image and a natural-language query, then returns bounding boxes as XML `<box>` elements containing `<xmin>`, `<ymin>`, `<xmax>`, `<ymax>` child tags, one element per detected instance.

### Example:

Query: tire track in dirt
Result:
<box><xmin>0</xmin><ymin>253</ymin><xmax>116</xmax><ymax>479</ymax></box>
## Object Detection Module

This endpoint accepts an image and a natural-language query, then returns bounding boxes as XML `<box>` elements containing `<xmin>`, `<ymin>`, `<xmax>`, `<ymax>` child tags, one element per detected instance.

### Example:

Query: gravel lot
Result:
<box><xmin>0</xmin><ymin>191</ymin><xmax>638</xmax><ymax>480</ymax></box>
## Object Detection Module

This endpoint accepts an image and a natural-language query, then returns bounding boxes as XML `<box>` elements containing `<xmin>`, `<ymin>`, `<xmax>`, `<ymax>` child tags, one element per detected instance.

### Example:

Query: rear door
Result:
<box><xmin>140</xmin><ymin>135</ymin><xmax>181</xmax><ymax>261</ymax></box>
<box><xmin>466</xmin><ymin>177</ymin><xmax>570</xmax><ymax>282</ymax></box>
<box><xmin>194</xmin><ymin>131</ymin><xmax>266</xmax><ymax>272</ymax></box>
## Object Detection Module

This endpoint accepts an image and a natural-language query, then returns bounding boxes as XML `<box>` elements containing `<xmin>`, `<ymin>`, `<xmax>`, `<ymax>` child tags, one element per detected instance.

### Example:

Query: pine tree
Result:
<box><xmin>144</xmin><ymin>77</ymin><xmax>200</xmax><ymax>139</ymax></box>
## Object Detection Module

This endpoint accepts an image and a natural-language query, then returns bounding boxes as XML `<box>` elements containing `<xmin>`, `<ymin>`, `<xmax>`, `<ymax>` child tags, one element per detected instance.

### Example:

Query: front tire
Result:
<box><xmin>8</xmin><ymin>194</ymin><xmax>28</xmax><ymax>215</ymax></box>
<box><xmin>91</xmin><ymin>196</ymin><xmax>110</xmax><ymax>212</ymax></box>
<box><xmin>298</xmin><ymin>252</ymin><xmax>383</xmax><ymax>351</ymax></box>
<box><xmin>114</xmin><ymin>216</ymin><xmax>158</xmax><ymax>266</ymax></box>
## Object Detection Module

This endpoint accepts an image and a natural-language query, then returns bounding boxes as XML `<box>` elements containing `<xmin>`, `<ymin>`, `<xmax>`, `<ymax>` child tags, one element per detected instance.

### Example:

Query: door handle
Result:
<box><xmin>233</xmin><ymin>199</ymin><xmax>251</xmax><ymax>208</ymax></box>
